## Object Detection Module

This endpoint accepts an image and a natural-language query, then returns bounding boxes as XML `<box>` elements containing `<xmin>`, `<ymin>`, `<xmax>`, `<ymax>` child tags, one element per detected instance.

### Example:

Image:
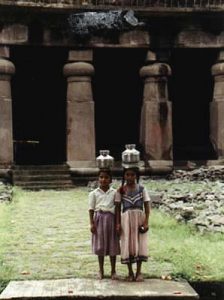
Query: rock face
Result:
<box><xmin>147</xmin><ymin>166</ymin><xmax>224</xmax><ymax>234</ymax></box>
<box><xmin>68</xmin><ymin>10</ymin><xmax>144</xmax><ymax>38</ymax></box>
<box><xmin>167</xmin><ymin>165</ymin><xmax>224</xmax><ymax>181</ymax></box>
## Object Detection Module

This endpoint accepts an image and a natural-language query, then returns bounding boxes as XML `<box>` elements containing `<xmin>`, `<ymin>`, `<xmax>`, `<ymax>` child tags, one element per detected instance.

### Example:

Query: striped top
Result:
<box><xmin>115</xmin><ymin>184</ymin><xmax>151</xmax><ymax>213</ymax></box>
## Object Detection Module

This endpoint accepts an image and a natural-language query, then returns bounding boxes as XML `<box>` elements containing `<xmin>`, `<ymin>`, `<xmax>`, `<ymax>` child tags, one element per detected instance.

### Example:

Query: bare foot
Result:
<box><xmin>97</xmin><ymin>271</ymin><xmax>104</xmax><ymax>280</ymax></box>
<box><xmin>111</xmin><ymin>272</ymin><xmax>118</xmax><ymax>280</ymax></box>
<box><xmin>135</xmin><ymin>273</ymin><xmax>144</xmax><ymax>282</ymax></box>
<box><xmin>126</xmin><ymin>273</ymin><xmax>135</xmax><ymax>282</ymax></box>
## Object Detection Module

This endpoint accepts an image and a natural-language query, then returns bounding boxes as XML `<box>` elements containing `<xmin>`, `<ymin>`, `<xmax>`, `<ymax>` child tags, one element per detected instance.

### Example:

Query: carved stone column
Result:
<box><xmin>0</xmin><ymin>56</ymin><xmax>15</xmax><ymax>166</ymax></box>
<box><xmin>63</xmin><ymin>50</ymin><xmax>95</xmax><ymax>168</ymax></box>
<box><xmin>210</xmin><ymin>51</ymin><xmax>224</xmax><ymax>160</ymax></box>
<box><xmin>139</xmin><ymin>51</ymin><xmax>173</xmax><ymax>170</ymax></box>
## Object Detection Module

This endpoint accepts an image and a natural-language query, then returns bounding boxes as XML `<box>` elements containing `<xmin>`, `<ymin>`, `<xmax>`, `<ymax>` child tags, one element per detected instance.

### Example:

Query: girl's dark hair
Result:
<box><xmin>98</xmin><ymin>168</ymin><xmax>112</xmax><ymax>180</ymax></box>
<box><xmin>120</xmin><ymin>167</ymin><xmax>140</xmax><ymax>194</ymax></box>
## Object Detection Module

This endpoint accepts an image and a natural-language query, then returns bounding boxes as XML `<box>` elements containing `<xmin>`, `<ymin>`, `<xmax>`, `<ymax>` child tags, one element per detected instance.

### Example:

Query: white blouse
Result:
<box><xmin>88</xmin><ymin>187</ymin><xmax>116</xmax><ymax>214</ymax></box>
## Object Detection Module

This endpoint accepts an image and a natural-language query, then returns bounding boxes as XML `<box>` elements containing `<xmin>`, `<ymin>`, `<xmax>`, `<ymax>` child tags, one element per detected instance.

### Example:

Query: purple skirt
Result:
<box><xmin>92</xmin><ymin>211</ymin><xmax>120</xmax><ymax>256</ymax></box>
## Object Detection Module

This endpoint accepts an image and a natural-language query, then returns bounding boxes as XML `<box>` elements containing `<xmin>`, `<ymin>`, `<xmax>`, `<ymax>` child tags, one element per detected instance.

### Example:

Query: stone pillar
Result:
<box><xmin>63</xmin><ymin>50</ymin><xmax>95</xmax><ymax>168</ymax></box>
<box><xmin>0</xmin><ymin>53</ymin><xmax>15</xmax><ymax>166</ymax></box>
<box><xmin>139</xmin><ymin>51</ymin><xmax>173</xmax><ymax>170</ymax></box>
<box><xmin>210</xmin><ymin>51</ymin><xmax>224</xmax><ymax>160</ymax></box>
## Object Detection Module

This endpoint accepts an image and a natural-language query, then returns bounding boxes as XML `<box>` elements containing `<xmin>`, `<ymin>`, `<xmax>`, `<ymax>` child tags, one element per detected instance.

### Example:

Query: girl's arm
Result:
<box><xmin>88</xmin><ymin>191</ymin><xmax>96</xmax><ymax>233</ymax></box>
<box><xmin>115</xmin><ymin>190</ymin><xmax>121</xmax><ymax>234</ymax></box>
<box><xmin>89</xmin><ymin>209</ymin><xmax>96</xmax><ymax>233</ymax></box>
<box><xmin>143</xmin><ymin>187</ymin><xmax>151</xmax><ymax>229</ymax></box>
<box><xmin>115</xmin><ymin>202</ymin><xmax>121</xmax><ymax>234</ymax></box>
<box><xmin>143</xmin><ymin>201</ymin><xmax>150</xmax><ymax>229</ymax></box>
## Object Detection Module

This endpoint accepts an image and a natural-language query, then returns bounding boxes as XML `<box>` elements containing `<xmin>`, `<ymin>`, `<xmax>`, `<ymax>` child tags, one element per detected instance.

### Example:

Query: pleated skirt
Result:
<box><xmin>92</xmin><ymin>211</ymin><xmax>120</xmax><ymax>256</ymax></box>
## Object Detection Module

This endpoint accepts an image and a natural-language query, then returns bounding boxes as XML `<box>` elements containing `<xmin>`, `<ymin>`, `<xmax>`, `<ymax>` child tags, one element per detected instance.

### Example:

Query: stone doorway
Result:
<box><xmin>169</xmin><ymin>49</ymin><xmax>218</xmax><ymax>161</ymax></box>
<box><xmin>11</xmin><ymin>46</ymin><xmax>67</xmax><ymax>165</ymax></box>
<box><xmin>93</xmin><ymin>48</ymin><xmax>147</xmax><ymax>161</ymax></box>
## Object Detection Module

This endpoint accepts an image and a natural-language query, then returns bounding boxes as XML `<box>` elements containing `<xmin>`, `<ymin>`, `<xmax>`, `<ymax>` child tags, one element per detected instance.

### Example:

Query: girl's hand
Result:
<box><xmin>139</xmin><ymin>220</ymin><xmax>149</xmax><ymax>233</ymax></box>
<box><xmin>139</xmin><ymin>224</ymin><xmax>148</xmax><ymax>233</ymax></box>
<box><xmin>143</xmin><ymin>224</ymin><xmax>149</xmax><ymax>231</ymax></box>
<box><xmin>143</xmin><ymin>221</ymin><xmax>149</xmax><ymax>229</ymax></box>
<box><xmin>90</xmin><ymin>223</ymin><xmax>96</xmax><ymax>234</ymax></box>
<box><xmin>116</xmin><ymin>223</ymin><xmax>121</xmax><ymax>235</ymax></box>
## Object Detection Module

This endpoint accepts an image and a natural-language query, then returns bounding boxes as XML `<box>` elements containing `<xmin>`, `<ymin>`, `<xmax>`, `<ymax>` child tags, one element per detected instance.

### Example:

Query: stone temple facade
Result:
<box><xmin>0</xmin><ymin>0</ymin><xmax>224</xmax><ymax>180</ymax></box>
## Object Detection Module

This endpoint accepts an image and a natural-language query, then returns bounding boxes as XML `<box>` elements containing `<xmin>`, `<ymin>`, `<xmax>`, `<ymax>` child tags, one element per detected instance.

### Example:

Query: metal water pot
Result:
<box><xmin>96</xmin><ymin>150</ymin><xmax>114</xmax><ymax>169</ymax></box>
<box><xmin>122</xmin><ymin>144</ymin><xmax>140</xmax><ymax>164</ymax></box>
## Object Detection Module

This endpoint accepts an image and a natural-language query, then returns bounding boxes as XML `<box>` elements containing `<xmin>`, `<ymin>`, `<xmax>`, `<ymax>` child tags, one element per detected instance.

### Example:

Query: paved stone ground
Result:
<box><xmin>0</xmin><ymin>188</ymin><xmax>176</xmax><ymax>281</ymax></box>
<box><xmin>0</xmin><ymin>278</ymin><xmax>199</xmax><ymax>300</ymax></box>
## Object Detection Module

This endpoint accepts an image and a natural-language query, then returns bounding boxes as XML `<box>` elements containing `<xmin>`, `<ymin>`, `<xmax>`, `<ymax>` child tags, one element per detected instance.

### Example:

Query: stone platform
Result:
<box><xmin>0</xmin><ymin>278</ymin><xmax>199</xmax><ymax>300</ymax></box>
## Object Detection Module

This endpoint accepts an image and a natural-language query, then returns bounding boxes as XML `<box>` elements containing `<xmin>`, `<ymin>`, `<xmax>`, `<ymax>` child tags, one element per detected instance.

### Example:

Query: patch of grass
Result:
<box><xmin>0</xmin><ymin>198</ymin><xmax>14</xmax><ymax>281</ymax></box>
<box><xmin>0</xmin><ymin>196</ymin><xmax>13</xmax><ymax>292</ymax></box>
<box><xmin>149</xmin><ymin>209</ymin><xmax>224</xmax><ymax>281</ymax></box>
<box><xmin>0</xmin><ymin>183</ymin><xmax>224</xmax><ymax>284</ymax></box>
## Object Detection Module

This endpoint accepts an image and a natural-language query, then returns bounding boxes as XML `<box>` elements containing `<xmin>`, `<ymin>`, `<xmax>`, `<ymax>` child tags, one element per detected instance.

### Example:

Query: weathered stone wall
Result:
<box><xmin>0</xmin><ymin>5</ymin><xmax>224</xmax><ymax>173</ymax></box>
<box><xmin>0</xmin><ymin>7</ymin><xmax>224</xmax><ymax>48</ymax></box>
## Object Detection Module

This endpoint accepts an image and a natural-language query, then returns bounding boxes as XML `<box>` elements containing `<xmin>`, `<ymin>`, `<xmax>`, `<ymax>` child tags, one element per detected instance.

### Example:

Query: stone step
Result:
<box><xmin>13</xmin><ymin>169</ymin><xmax>70</xmax><ymax>175</ymax></box>
<box><xmin>14</xmin><ymin>180</ymin><xmax>73</xmax><ymax>186</ymax></box>
<box><xmin>12</xmin><ymin>165</ymin><xmax>71</xmax><ymax>176</ymax></box>
<box><xmin>14</xmin><ymin>180</ymin><xmax>74</xmax><ymax>189</ymax></box>
<box><xmin>13</xmin><ymin>164</ymin><xmax>69</xmax><ymax>170</ymax></box>
<box><xmin>16</xmin><ymin>185</ymin><xmax>74</xmax><ymax>191</ymax></box>
<box><xmin>13</xmin><ymin>174</ymin><xmax>72</xmax><ymax>181</ymax></box>
<box><xmin>0</xmin><ymin>278</ymin><xmax>199</xmax><ymax>300</ymax></box>
<box><xmin>13</xmin><ymin>184</ymin><xmax>74</xmax><ymax>191</ymax></box>
<box><xmin>12</xmin><ymin>164</ymin><xmax>74</xmax><ymax>190</ymax></box>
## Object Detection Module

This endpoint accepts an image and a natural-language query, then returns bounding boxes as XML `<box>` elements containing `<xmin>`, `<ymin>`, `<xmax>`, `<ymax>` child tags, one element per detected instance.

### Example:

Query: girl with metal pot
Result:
<box><xmin>115</xmin><ymin>145</ymin><xmax>151</xmax><ymax>282</ymax></box>
<box><xmin>88</xmin><ymin>151</ymin><xmax>120</xmax><ymax>280</ymax></box>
